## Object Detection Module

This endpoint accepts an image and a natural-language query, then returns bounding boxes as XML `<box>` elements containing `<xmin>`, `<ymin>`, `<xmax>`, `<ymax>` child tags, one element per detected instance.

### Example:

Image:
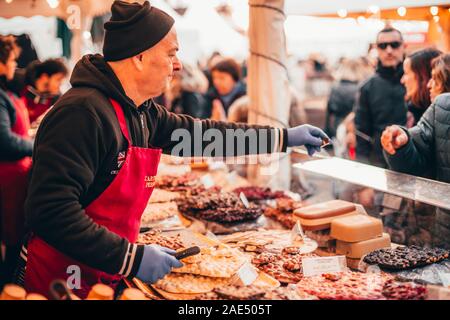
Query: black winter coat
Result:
<box><xmin>354</xmin><ymin>63</ymin><xmax>407</xmax><ymax>167</ymax></box>
<box><xmin>385</xmin><ymin>93</ymin><xmax>450</xmax><ymax>248</ymax></box>
<box><xmin>325</xmin><ymin>79</ymin><xmax>359</xmax><ymax>138</ymax></box>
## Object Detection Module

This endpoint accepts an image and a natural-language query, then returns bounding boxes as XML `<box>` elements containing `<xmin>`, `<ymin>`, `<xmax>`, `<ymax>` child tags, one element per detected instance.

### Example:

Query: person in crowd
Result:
<box><xmin>13</xmin><ymin>34</ymin><xmax>38</xmax><ymax>69</ymax></box>
<box><xmin>21</xmin><ymin>58</ymin><xmax>68</xmax><ymax>123</ymax></box>
<box><xmin>401</xmin><ymin>48</ymin><xmax>441</xmax><ymax>127</ymax></box>
<box><xmin>227</xmin><ymin>85</ymin><xmax>308</xmax><ymax>127</ymax></box>
<box><xmin>354</xmin><ymin>27</ymin><xmax>407</xmax><ymax>169</ymax></box>
<box><xmin>23</xmin><ymin>1</ymin><xmax>328</xmax><ymax>298</ymax></box>
<box><xmin>381</xmin><ymin>53</ymin><xmax>450</xmax><ymax>248</ymax></box>
<box><xmin>167</xmin><ymin>63</ymin><xmax>209</xmax><ymax>118</ymax></box>
<box><xmin>205</xmin><ymin>57</ymin><xmax>246</xmax><ymax>121</ymax></box>
<box><xmin>202</xmin><ymin>51</ymin><xmax>223</xmax><ymax>90</ymax></box>
<box><xmin>325</xmin><ymin>58</ymin><xmax>365</xmax><ymax>138</ymax></box>
<box><xmin>0</xmin><ymin>36</ymin><xmax>33</xmax><ymax>286</ymax></box>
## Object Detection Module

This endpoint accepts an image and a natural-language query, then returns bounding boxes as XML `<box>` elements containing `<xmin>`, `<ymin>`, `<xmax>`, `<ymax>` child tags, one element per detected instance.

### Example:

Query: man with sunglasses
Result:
<box><xmin>354</xmin><ymin>27</ymin><xmax>407</xmax><ymax>169</ymax></box>
<box><xmin>350</xmin><ymin>27</ymin><xmax>407</xmax><ymax>211</ymax></box>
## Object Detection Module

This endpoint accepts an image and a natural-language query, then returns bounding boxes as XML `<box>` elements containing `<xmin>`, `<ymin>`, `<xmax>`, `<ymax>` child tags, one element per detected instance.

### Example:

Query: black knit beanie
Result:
<box><xmin>103</xmin><ymin>1</ymin><xmax>175</xmax><ymax>62</ymax></box>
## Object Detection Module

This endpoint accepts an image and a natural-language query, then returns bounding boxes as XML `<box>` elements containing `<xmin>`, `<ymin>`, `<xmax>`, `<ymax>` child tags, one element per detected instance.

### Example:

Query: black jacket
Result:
<box><xmin>0</xmin><ymin>76</ymin><xmax>33</xmax><ymax>161</ymax></box>
<box><xmin>407</xmin><ymin>101</ymin><xmax>427</xmax><ymax>126</ymax></box>
<box><xmin>25</xmin><ymin>54</ymin><xmax>287</xmax><ymax>278</ymax></box>
<box><xmin>384</xmin><ymin>93</ymin><xmax>450</xmax><ymax>248</ymax></box>
<box><xmin>325</xmin><ymin>79</ymin><xmax>359</xmax><ymax>138</ymax></box>
<box><xmin>354</xmin><ymin>62</ymin><xmax>407</xmax><ymax>167</ymax></box>
<box><xmin>171</xmin><ymin>91</ymin><xmax>210</xmax><ymax>119</ymax></box>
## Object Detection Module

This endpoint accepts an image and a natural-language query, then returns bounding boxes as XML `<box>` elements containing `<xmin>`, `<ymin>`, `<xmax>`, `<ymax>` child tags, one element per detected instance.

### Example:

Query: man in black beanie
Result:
<box><xmin>23</xmin><ymin>0</ymin><xmax>328</xmax><ymax>298</ymax></box>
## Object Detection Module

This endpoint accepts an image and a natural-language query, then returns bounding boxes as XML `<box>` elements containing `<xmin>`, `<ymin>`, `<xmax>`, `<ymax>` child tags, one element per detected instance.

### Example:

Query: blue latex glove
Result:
<box><xmin>136</xmin><ymin>244</ymin><xmax>183</xmax><ymax>283</ymax></box>
<box><xmin>287</xmin><ymin>124</ymin><xmax>329</xmax><ymax>156</ymax></box>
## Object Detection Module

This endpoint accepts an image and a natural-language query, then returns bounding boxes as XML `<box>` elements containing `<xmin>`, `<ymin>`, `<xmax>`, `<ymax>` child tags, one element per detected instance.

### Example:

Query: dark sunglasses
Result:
<box><xmin>377</xmin><ymin>41</ymin><xmax>402</xmax><ymax>50</ymax></box>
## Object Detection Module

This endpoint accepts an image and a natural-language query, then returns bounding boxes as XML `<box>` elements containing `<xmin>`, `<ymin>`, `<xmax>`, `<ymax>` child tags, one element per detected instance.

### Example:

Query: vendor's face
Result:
<box><xmin>0</xmin><ymin>52</ymin><xmax>17</xmax><ymax>80</ymax></box>
<box><xmin>428</xmin><ymin>68</ymin><xmax>443</xmax><ymax>103</ymax></box>
<box><xmin>137</xmin><ymin>27</ymin><xmax>182</xmax><ymax>98</ymax></box>
<box><xmin>401</xmin><ymin>58</ymin><xmax>418</xmax><ymax>101</ymax></box>
<box><xmin>376</xmin><ymin>31</ymin><xmax>405</xmax><ymax>68</ymax></box>
<box><xmin>212</xmin><ymin>71</ymin><xmax>236</xmax><ymax>96</ymax></box>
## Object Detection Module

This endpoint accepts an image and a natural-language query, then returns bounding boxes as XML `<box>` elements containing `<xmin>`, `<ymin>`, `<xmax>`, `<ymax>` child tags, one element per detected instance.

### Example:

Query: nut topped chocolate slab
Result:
<box><xmin>363</xmin><ymin>245</ymin><xmax>449</xmax><ymax>270</ymax></box>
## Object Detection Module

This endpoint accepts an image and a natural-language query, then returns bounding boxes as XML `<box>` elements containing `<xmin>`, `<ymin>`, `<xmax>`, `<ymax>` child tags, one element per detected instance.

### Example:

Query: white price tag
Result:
<box><xmin>439</xmin><ymin>272</ymin><xmax>450</xmax><ymax>288</ymax></box>
<box><xmin>302</xmin><ymin>256</ymin><xmax>347</xmax><ymax>277</ymax></box>
<box><xmin>290</xmin><ymin>221</ymin><xmax>305</xmax><ymax>244</ymax></box>
<box><xmin>209</xmin><ymin>161</ymin><xmax>227</xmax><ymax>171</ymax></box>
<box><xmin>205</xmin><ymin>231</ymin><xmax>219</xmax><ymax>241</ymax></box>
<box><xmin>284</xmin><ymin>191</ymin><xmax>301</xmax><ymax>202</ymax></box>
<box><xmin>226</xmin><ymin>171</ymin><xmax>239</xmax><ymax>185</ymax></box>
<box><xmin>239</xmin><ymin>192</ymin><xmax>250</xmax><ymax>208</ymax></box>
<box><xmin>200</xmin><ymin>174</ymin><xmax>215</xmax><ymax>189</ymax></box>
<box><xmin>235</xmin><ymin>262</ymin><xmax>259</xmax><ymax>286</ymax></box>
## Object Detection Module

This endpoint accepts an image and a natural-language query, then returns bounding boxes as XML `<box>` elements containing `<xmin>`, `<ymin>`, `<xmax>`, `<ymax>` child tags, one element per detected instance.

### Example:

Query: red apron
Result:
<box><xmin>25</xmin><ymin>99</ymin><xmax>161</xmax><ymax>298</ymax></box>
<box><xmin>0</xmin><ymin>93</ymin><xmax>32</xmax><ymax>246</ymax></box>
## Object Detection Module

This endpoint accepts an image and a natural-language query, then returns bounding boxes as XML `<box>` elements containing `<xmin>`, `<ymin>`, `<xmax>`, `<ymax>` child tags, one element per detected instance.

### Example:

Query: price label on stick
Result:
<box><xmin>205</xmin><ymin>231</ymin><xmax>219</xmax><ymax>241</ymax></box>
<box><xmin>290</xmin><ymin>221</ymin><xmax>305</xmax><ymax>244</ymax></box>
<box><xmin>226</xmin><ymin>171</ymin><xmax>238</xmax><ymax>185</ymax></box>
<box><xmin>200</xmin><ymin>174</ymin><xmax>215</xmax><ymax>189</ymax></box>
<box><xmin>439</xmin><ymin>272</ymin><xmax>450</xmax><ymax>288</ymax></box>
<box><xmin>235</xmin><ymin>262</ymin><xmax>259</xmax><ymax>286</ymax></box>
<box><xmin>239</xmin><ymin>192</ymin><xmax>250</xmax><ymax>208</ymax></box>
<box><xmin>302</xmin><ymin>256</ymin><xmax>347</xmax><ymax>277</ymax></box>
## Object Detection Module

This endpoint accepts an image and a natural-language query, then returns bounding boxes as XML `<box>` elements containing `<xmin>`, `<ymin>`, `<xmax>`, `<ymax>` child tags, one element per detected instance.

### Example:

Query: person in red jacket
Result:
<box><xmin>21</xmin><ymin>58</ymin><xmax>68</xmax><ymax>123</ymax></box>
<box><xmin>0</xmin><ymin>35</ymin><xmax>33</xmax><ymax>286</ymax></box>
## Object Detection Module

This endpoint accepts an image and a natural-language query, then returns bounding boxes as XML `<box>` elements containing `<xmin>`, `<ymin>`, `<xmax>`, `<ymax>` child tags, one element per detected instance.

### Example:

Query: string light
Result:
<box><xmin>337</xmin><ymin>9</ymin><xmax>347</xmax><ymax>18</ymax></box>
<box><xmin>368</xmin><ymin>6</ymin><xmax>380</xmax><ymax>14</ymax></box>
<box><xmin>5</xmin><ymin>0</ymin><xmax>13</xmax><ymax>4</ymax></box>
<box><xmin>397</xmin><ymin>7</ymin><xmax>407</xmax><ymax>17</ymax></box>
<box><xmin>430</xmin><ymin>6</ymin><xmax>439</xmax><ymax>16</ymax></box>
<box><xmin>47</xmin><ymin>0</ymin><xmax>60</xmax><ymax>9</ymax></box>
<box><xmin>357</xmin><ymin>16</ymin><xmax>366</xmax><ymax>24</ymax></box>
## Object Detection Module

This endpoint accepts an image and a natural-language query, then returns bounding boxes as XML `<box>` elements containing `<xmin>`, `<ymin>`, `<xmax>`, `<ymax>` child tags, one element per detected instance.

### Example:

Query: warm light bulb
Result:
<box><xmin>6</xmin><ymin>0</ymin><xmax>13</xmax><ymax>4</ymax></box>
<box><xmin>430</xmin><ymin>6</ymin><xmax>439</xmax><ymax>16</ymax></box>
<box><xmin>47</xmin><ymin>0</ymin><xmax>60</xmax><ymax>9</ymax></box>
<box><xmin>397</xmin><ymin>7</ymin><xmax>407</xmax><ymax>17</ymax></box>
<box><xmin>337</xmin><ymin>9</ymin><xmax>347</xmax><ymax>18</ymax></box>
<box><xmin>357</xmin><ymin>16</ymin><xmax>366</xmax><ymax>24</ymax></box>
<box><xmin>368</xmin><ymin>6</ymin><xmax>380</xmax><ymax>14</ymax></box>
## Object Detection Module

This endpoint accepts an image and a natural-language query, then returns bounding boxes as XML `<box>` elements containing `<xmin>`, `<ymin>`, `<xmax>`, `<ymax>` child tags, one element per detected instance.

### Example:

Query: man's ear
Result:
<box><xmin>131</xmin><ymin>54</ymin><xmax>144</xmax><ymax>71</ymax></box>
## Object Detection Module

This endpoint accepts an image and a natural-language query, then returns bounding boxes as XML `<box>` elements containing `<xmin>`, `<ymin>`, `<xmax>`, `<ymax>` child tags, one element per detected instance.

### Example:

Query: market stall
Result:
<box><xmin>1</xmin><ymin>0</ymin><xmax>449</xmax><ymax>303</ymax></box>
<box><xmin>4</xmin><ymin>153</ymin><xmax>448</xmax><ymax>300</ymax></box>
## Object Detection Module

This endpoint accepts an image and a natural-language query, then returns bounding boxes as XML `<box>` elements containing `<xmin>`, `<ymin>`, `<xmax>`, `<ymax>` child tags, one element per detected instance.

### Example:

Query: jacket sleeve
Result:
<box><xmin>149</xmin><ymin>103</ymin><xmax>287</xmax><ymax>157</ymax></box>
<box><xmin>0</xmin><ymin>103</ymin><xmax>33</xmax><ymax>161</ymax></box>
<box><xmin>384</xmin><ymin>104</ymin><xmax>435</xmax><ymax>176</ymax></box>
<box><xmin>354</xmin><ymin>84</ymin><xmax>372</xmax><ymax>163</ymax></box>
<box><xmin>325</xmin><ymin>88</ymin><xmax>337</xmax><ymax>137</ymax></box>
<box><xmin>25</xmin><ymin>103</ymin><xmax>143</xmax><ymax>278</ymax></box>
